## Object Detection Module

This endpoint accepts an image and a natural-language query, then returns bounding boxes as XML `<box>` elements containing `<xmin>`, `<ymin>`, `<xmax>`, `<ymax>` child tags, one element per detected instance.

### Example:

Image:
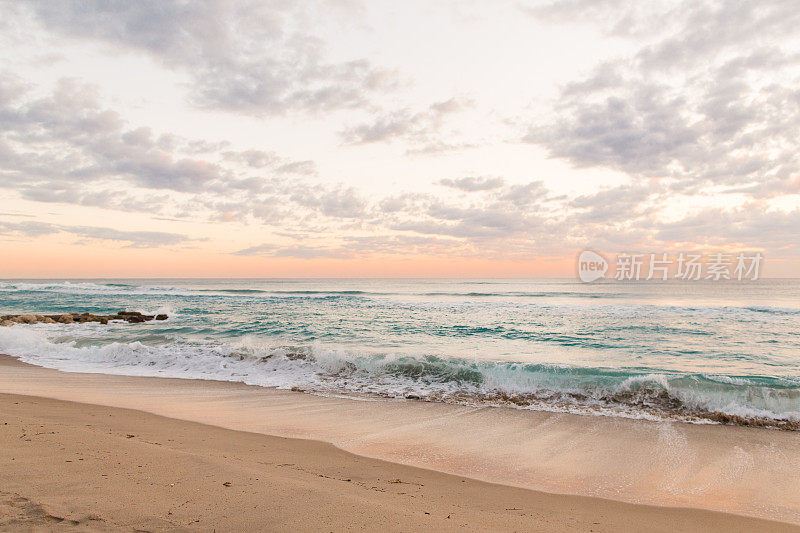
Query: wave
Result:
<box><xmin>0</xmin><ymin>282</ymin><xmax>369</xmax><ymax>299</ymax></box>
<box><xmin>0</xmin><ymin>283</ymin><xmax>617</xmax><ymax>301</ymax></box>
<box><xmin>1</xmin><ymin>324</ymin><xmax>797</xmax><ymax>429</ymax></box>
<box><xmin>0</xmin><ymin>281</ymin><xmax>127</xmax><ymax>293</ymax></box>
<box><xmin>0</xmin><ymin>281</ymin><xmax>184</xmax><ymax>295</ymax></box>
<box><xmin>421</xmin><ymin>291</ymin><xmax>612</xmax><ymax>298</ymax></box>
<box><xmin>267</xmin><ymin>290</ymin><xmax>373</xmax><ymax>295</ymax></box>
<box><xmin>743</xmin><ymin>306</ymin><xmax>800</xmax><ymax>315</ymax></box>
<box><xmin>2</xmin><ymin>282</ymin><xmax>799</xmax><ymax>315</ymax></box>
<box><xmin>199</xmin><ymin>289</ymin><xmax>375</xmax><ymax>295</ymax></box>
<box><xmin>201</xmin><ymin>288</ymin><xmax>268</xmax><ymax>294</ymax></box>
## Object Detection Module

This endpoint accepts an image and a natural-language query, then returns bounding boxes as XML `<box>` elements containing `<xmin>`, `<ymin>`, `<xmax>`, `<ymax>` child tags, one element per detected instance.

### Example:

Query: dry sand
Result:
<box><xmin>1</xmin><ymin>355</ymin><xmax>799</xmax><ymax>531</ymax></box>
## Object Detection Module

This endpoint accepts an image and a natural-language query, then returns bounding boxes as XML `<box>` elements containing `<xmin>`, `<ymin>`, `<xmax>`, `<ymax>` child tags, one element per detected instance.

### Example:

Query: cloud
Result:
<box><xmin>0</xmin><ymin>75</ymin><xmax>334</xmax><ymax>225</ymax></box>
<box><xmin>234</xmin><ymin>234</ymin><xmax>465</xmax><ymax>259</ymax></box>
<box><xmin>652</xmin><ymin>207</ymin><xmax>800</xmax><ymax>250</ymax></box>
<box><xmin>4</xmin><ymin>1</ymin><xmax>800</xmax><ymax>264</ymax></box>
<box><xmin>396</xmin><ymin>205</ymin><xmax>538</xmax><ymax>239</ymax></box>
<box><xmin>22</xmin><ymin>0</ymin><xmax>397</xmax><ymax>115</ymax></box>
<box><xmin>0</xmin><ymin>78</ymin><xmax>226</xmax><ymax>193</ymax></box>
<box><xmin>290</xmin><ymin>187</ymin><xmax>367</xmax><ymax>218</ymax></box>
<box><xmin>439</xmin><ymin>176</ymin><xmax>505</xmax><ymax>192</ymax></box>
<box><xmin>340</xmin><ymin>97</ymin><xmax>474</xmax><ymax>153</ymax></box>
<box><xmin>570</xmin><ymin>184</ymin><xmax>655</xmax><ymax>222</ymax></box>
<box><xmin>0</xmin><ymin>220</ymin><xmax>192</xmax><ymax>248</ymax></box>
<box><xmin>523</xmin><ymin>1</ymin><xmax>800</xmax><ymax>195</ymax></box>
<box><xmin>0</xmin><ymin>72</ymin><xmax>28</xmax><ymax>103</ymax></box>
<box><xmin>19</xmin><ymin>185</ymin><xmax>169</xmax><ymax>213</ymax></box>
<box><xmin>222</xmin><ymin>149</ymin><xmax>316</xmax><ymax>174</ymax></box>
<box><xmin>233</xmin><ymin>243</ymin><xmax>351</xmax><ymax>259</ymax></box>
<box><xmin>340</xmin><ymin>234</ymin><xmax>463</xmax><ymax>256</ymax></box>
<box><xmin>275</xmin><ymin>160</ymin><xmax>317</xmax><ymax>175</ymax></box>
<box><xmin>0</xmin><ymin>220</ymin><xmax>59</xmax><ymax>237</ymax></box>
<box><xmin>498</xmin><ymin>182</ymin><xmax>549</xmax><ymax>207</ymax></box>
<box><xmin>64</xmin><ymin>226</ymin><xmax>192</xmax><ymax>248</ymax></box>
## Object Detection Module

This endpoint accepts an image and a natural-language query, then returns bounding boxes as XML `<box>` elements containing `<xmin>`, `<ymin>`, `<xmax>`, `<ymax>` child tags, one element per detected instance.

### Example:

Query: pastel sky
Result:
<box><xmin>1</xmin><ymin>1</ymin><xmax>799</xmax><ymax>277</ymax></box>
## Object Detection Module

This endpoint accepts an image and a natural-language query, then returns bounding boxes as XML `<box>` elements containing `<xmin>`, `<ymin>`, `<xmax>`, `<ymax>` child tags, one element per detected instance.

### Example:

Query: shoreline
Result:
<box><xmin>2</xmin><ymin>354</ymin><xmax>800</xmax><ymax>528</ymax></box>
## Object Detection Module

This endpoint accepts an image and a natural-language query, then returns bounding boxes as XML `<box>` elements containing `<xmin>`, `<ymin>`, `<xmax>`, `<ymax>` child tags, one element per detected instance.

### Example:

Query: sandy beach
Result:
<box><xmin>1</xmin><ymin>355</ymin><xmax>799</xmax><ymax>531</ymax></box>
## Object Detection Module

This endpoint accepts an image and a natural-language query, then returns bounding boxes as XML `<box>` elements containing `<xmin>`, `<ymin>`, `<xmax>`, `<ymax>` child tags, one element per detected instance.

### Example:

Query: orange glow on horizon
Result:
<box><xmin>0</xmin><ymin>240</ymin><xmax>577</xmax><ymax>278</ymax></box>
<box><xmin>2</xmin><ymin>240</ymin><xmax>796</xmax><ymax>279</ymax></box>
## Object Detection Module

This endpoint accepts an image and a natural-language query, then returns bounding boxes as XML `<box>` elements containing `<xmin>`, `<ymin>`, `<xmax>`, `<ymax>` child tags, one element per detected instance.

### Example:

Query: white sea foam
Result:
<box><xmin>0</xmin><ymin>281</ymin><xmax>186</xmax><ymax>296</ymax></box>
<box><xmin>703</xmin><ymin>374</ymin><xmax>753</xmax><ymax>386</ymax></box>
<box><xmin>1</xmin><ymin>323</ymin><xmax>797</xmax><ymax>426</ymax></box>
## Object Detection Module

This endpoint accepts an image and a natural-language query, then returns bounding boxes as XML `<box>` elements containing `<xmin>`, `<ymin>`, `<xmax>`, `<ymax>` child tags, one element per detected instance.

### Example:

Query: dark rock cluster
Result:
<box><xmin>0</xmin><ymin>311</ymin><xmax>167</xmax><ymax>326</ymax></box>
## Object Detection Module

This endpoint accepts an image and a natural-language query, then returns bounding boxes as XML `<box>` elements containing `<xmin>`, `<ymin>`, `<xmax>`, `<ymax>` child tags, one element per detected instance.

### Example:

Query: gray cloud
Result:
<box><xmin>340</xmin><ymin>97</ymin><xmax>473</xmax><ymax>153</ymax></box>
<box><xmin>222</xmin><ymin>149</ymin><xmax>316</xmax><ymax>174</ymax></box>
<box><xmin>341</xmin><ymin>234</ymin><xmax>462</xmax><ymax>256</ymax></box>
<box><xmin>499</xmin><ymin>182</ymin><xmax>550</xmax><ymax>207</ymax></box>
<box><xmin>221</xmin><ymin>150</ymin><xmax>281</xmax><ymax>169</ymax></box>
<box><xmin>64</xmin><ymin>226</ymin><xmax>192</xmax><ymax>248</ymax></box>
<box><xmin>234</xmin><ymin>234</ymin><xmax>466</xmax><ymax>259</ymax></box>
<box><xmin>652</xmin><ymin>207</ymin><xmax>800</xmax><ymax>250</ymax></box>
<box><xmin>0</xmin><ymin>78</ymin><xmax>226</xmax><ymax>193</ymax></box>
<box><xmin>290</xmin><ymin>187</ymin><xmax>367</xmax><ymax>219</ymax></box>
<box><xmin>439</xmin><ymin>176</ymin><xmax>505</xmax><ymax>192</ymax></box>
<box><xmin>0</xmin><ymin>220</ymin><xmax>191</xmax><ymax>248</ymax></box>
<box><xmin>21</xmin><ymin>0</ymin><xmax>396</xmax><ymax>115</ymax></box>
<box><xmin>233</xmin><ymin>243</ymin><xmax>351</xmax><ymax>259</ymax></box>
<box><xmin>0</xmin><ymin>72</ymin><xmax>28</xmax><ymax>103</ymax></box>
<box><xmin>0</xmin><ymin>75</ymin><xmax>339</xmax><ymax>226</ymax></box>
<box><xmin>0</xmin><ymin>220</ymin><xmax>59</xmax><ymax>237</ymax></box>
<box><xmin>570</xmin><ymin>184</ymin><xmax>655</xmax><ymax>222</ymax></box>
<box><xmin>275</xmin><ymin>160</ymin><xmax>317</xmax><ymax>175</ymax></box>
<box><xmin>395</xmin><ymin>205</ymin><xmax>538</xmax><ymax>239</ymax></box>
<box><xmin>20</xmin><ymin>185</ymin><xmax>169</xmax><ymax>214</ymax></box>
<box><xmin>4</xmin><ymin>1</ymin><xmax>800</xmax><ymax>263</ymax></box>
<box><xmin>524</xmin><ymin>1</ymin><xmax>800</xmax><ymax>195</ymax></box>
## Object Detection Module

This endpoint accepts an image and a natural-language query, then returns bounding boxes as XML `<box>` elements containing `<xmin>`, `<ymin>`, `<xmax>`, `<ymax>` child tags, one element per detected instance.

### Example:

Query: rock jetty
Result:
<box><xmin>0</xmin><ymin>311</ymin><xmax>168</xmax><ymax>327</ymax></box>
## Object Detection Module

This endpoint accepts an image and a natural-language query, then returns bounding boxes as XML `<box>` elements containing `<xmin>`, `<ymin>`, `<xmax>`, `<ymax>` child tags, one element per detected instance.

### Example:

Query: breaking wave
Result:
<box><xmin>1</xmin><ymin>324</ymin><xmax>797</xmax><ymax>430</ymax></box>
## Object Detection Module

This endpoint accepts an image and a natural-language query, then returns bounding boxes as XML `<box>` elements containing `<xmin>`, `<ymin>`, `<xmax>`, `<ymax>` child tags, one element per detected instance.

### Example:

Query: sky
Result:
<box><xmin>1</xmin><ymin>0</ymin><xmax>799</xmax><ymax>277</ymax></box>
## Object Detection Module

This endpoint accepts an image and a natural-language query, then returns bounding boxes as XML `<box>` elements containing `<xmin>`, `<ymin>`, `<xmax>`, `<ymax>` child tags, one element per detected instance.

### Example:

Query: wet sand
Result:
<box><xmin>1</xmin><ymin>354</ymin><xmax>799</xmax><ymax>531</ymax></box>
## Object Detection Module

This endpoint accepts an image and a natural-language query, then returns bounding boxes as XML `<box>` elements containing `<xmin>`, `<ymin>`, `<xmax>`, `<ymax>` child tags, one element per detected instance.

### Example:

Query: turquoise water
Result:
<box><xmin>1</xmin><ymin>279</ymin><xmax>799</xmax><ymax>426</ymax></box>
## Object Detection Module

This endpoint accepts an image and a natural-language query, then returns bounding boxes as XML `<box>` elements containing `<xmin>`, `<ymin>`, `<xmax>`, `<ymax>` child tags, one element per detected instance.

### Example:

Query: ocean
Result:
<box><xmin>1</xmin><ymin>278</ymin><xmax>798</xmax><ymax>428</ymax></box>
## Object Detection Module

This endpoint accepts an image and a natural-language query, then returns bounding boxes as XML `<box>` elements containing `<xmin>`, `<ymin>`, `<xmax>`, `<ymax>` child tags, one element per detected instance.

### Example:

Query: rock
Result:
<box><xmin>1</xmin><ymin>311</ymin><xmax>165</xmax><ymax>326</ymax></box>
